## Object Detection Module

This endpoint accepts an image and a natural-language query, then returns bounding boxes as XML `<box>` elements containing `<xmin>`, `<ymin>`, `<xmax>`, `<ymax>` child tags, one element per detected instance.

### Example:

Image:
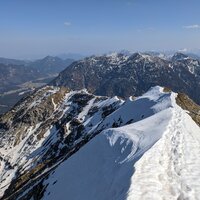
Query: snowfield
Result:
<box><xmin>129</xmin><ymin>108</ymin><xmax>200</xmax><ymax>200</ymax></box>
<box><xmin>42</xmin><ymin>87</ymin><xmax>200</xmax><ymax>200</ymax></box>
<box><xmin>0</xmin><ymin>86</ymin><xmax>200</xmax><ymax>200</ymax></box>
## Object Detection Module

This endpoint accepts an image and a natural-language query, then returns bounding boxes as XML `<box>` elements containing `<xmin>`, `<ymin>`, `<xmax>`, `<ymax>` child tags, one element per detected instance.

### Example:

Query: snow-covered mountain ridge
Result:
<box><xmin>0</xmin><ymin>86</ymin><xmax>200</xmax><ymax>199</ymax></box>
<box><xmin>51</xmin><ymin>52</ymin><xmax>200</xmax><ymax>105</ymax></box>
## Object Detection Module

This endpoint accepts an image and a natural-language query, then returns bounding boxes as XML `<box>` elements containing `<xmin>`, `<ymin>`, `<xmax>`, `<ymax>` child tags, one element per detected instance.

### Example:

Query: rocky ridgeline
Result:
<box><xmin>0</xmin><ymin>86</ymin><xmax>124</xmax><ymax>199</ymax></box>
<box><xmin>51</xmin><ymin>52</ymin><xmax>200</xmax><ymax>104</ymax></box>
<box><xmin>0</xmin><ymin>85</ymin><xmax>199</xmax><ymax>199</ymax></box>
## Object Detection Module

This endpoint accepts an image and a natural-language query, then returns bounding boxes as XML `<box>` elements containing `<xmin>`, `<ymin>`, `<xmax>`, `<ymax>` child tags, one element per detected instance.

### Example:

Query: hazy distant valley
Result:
<box><xmin>0</xmin><ymin>56</ymin><xmax>74</xmax><ymax>114</ymax></box>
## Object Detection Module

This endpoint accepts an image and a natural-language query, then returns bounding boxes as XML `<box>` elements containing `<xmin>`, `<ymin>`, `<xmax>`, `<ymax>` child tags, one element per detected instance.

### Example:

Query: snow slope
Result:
<box><xmin>43</xmin><ymin>109</ymin><xmax>172</xmax><ymax>200</ymax></box>
<box><xmin>1</xmin><ymin>86</ymin><xmax>200</xmax><ymax>199</ymax></box>
<box><xmin>42</xmin><ymin>86</ymin><xmax>200</xmax><ymax>200</ymax></box>
<box><xmin>128</xmin><ymin>106</ymin><xmax>200</xmax><ymax>200</ymax></box>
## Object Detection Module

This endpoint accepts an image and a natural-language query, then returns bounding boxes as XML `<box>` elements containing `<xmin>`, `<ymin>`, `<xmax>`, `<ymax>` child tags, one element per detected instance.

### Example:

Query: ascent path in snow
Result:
<box><xmin>128</xmin><ymin>106</ymin><xmax>200</xmax><ymax>200</ymax></box>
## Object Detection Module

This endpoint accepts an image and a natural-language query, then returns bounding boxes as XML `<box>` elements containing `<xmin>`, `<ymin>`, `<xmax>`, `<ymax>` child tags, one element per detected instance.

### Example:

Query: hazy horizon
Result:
<box><xmin>0</xmin><ymin>0</ymin><xmax>200</xmax><ymax>59</ymax></box>
<box><xmin>1</xmin><ymin>48</ymin><xmax>200</xmax><ymax>61</ymax></box>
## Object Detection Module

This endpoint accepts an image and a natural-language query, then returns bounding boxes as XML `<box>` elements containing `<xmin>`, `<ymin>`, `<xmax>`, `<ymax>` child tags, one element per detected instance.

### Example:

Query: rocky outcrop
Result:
<box><xmin>176</xmin><ymin>93</ymin><xmax>200</xmax><ymax>126</ymax></box>
<box><xmin>0</xmin><ymin>86</ymin><xmax>123</xmax><ymax>199</ymax></box>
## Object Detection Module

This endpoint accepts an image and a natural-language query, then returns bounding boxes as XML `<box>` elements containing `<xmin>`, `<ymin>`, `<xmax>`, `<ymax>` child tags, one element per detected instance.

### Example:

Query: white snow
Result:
<box><xmin>42</xmin><ymin>87</ymin><xmax>200</xmax><ymax>200</ymax></box>
<box><xmin>106</xmin><ymin>52</ymin><xmax>129</xmax><ymax>65</ymax></box>
<box><xmin>1</xmin><ymin>86</ymin><xmax>200</xmax><ymax>200</ymax></box>
<box><xmin>77</xmin><ymin>97</ymin><xmax>96</xmax><ymax>122</ymax></box>
<box><xmin>51</xmin><ymin>98</ymin><xmax>57</xmax><ymax>110</ymax></box>
<box><xmin>99</xmin><ymin>86</ymin><xmax>172</xmax><ymax>127</ymax></box>
<box><xmin>42</xmin><ymin>108</ymin><xmax>173</xmax><ymax>200</ymax></box>
<box><xmin>187</xmin><ymin>60</ymin><xmax>199</xmax><ymax>74</ymax></box>
<box><xmin>141</xmin><ymin>54</ymin><xmax>153</xmax><ymax>62</ymax></box>
<box><xmin>128</xmin><ymin>106</ymin><xmax>200</xmax><ymax>200</ymax></box>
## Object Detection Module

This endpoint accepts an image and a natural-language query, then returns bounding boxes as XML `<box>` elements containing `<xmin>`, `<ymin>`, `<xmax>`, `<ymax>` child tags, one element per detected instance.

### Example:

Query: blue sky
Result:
<box><xmin>0</xmin><ymin>0</ymin><xmax>200</xmax><ymax>59</ymax></box>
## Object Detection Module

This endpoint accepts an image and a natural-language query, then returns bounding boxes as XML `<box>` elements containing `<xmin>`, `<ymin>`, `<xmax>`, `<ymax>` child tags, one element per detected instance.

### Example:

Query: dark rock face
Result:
<box><xmin>51</xmin><ymin>53</ymin><xmax>200</xmax><ymax>104</ymax></box>
<box><xmin>171</xmin><ymin>52</ymin><xmax>189</xmax><ymax>61</ymax></box>
<box><xmin>176</xmin><ymin>93</ymin><xmax>200</xmax><ymax>126</ymax></box>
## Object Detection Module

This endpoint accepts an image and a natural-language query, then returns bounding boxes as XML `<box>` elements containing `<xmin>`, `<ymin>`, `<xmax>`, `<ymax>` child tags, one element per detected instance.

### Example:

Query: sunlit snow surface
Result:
<box><xmin>42</xmin><ymin>87</ymin><xmax>200</xmax><ymax>200</ymax></box>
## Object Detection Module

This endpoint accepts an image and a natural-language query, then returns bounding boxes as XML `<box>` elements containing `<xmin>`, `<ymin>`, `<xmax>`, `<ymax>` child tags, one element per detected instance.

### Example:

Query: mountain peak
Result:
<box><xmin>171</xmin><ymin>52</ymin><xmax>189</xmax><ymax>61</ymax></box>
<box><xmin>51</xmin><ymin>52</ymin><xmax>200</xmax><ymax>104</ymax></box>
<box><xmin>41</xmin><ymin>55</ymin><xmax>61</xmax><ymax>62</ymax></box>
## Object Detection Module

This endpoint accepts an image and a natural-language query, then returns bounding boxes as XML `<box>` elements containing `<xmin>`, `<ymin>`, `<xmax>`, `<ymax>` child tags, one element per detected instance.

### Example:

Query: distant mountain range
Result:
<box><xmin>0</xmin><ymin>51</ymin><xmax>200</xmax><ymax>199</ymax></box>
<box><xmin>1</xmin><ymin>51</ymin><xmax>200</xmax><ymax>115</ymax></box>
<box><xmin>51</xmin><ymin>52</ymin><xmax>200</xmax><ymax>104</ymax></box>
<box><xmin>0</xmin><ymin>63</ymin><xmax>41</xmax><ymax>93</ymax></box>
<box><xmin>0</xmin><ymin>57</ymin><xmax>30</xmax><ymax>66</ymax></box>
<box><xmin>0</xmin><ymin>56</ymin><xmax>74</xmax><ymax>114</ymax></box>
<box><xmin>0</xmin><ymin>55</ymin><xmax>74</xmax><ymax>93</ymax></box>
<box><xmin>56</xmin><ymin>53</ymin><xmax>85</xmax><ymax>60</ymax></box>
<box><xmin>28</xmin><ymin>56</ymin><xmax>74</xmax><ymax>74</ymax></box>
<box><xmin>121</xmin><ymin>49</ymin><xmax>200</xmax><ymax>60</ymax></box>
<box><xmin>0</xmin><ymin>56</ymin><xmax>74</xmax><ymax>73</ymax></box>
